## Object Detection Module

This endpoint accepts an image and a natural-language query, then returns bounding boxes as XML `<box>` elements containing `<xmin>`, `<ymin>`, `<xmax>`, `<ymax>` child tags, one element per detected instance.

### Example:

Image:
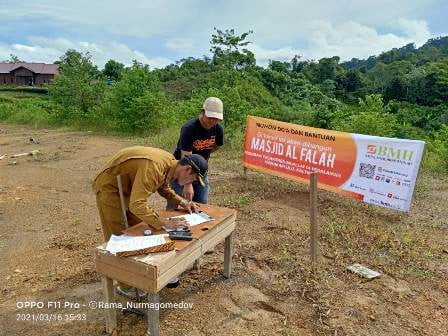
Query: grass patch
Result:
<box><xmin>0</xmin><ymin>97</ymin><xmax>53</xmax><ymax>128</ymax></box>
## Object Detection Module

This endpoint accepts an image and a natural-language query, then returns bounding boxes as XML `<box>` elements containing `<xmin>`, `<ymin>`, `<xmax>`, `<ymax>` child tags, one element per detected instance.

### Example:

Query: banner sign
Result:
<box><xmin>243</xmin><ymin>116</ymin><xmax>425</xmax><ymax>212</ymax></box>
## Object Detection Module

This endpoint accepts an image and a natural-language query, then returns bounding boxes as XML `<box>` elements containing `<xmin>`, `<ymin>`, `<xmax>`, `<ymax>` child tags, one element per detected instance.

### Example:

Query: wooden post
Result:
<box><xmin>147</xmin><ymin>293</ymin><xmax>160</xmax><ymax>336</ymax></box>
<box><xmin>310</xmin><ymin>172</ymin><xmax>318</xmax><ymax>271</ymax></box>
<box><xmin>243</xmin><ymin>166</ymin><xmax>248</xmax><ymax>179</ymax></box>
<box><xmin>102</xmin><ymin>277</ymin><xmax>117</xmax><ymax>334</ymax></box>
<box><xmin>116</xmin><ymin>175</ymin><xmax>129</xmax><ymax>229</ymax></box>
<box><xmin>224</xmin><ymin>232</ymin><xmax>234</xmax><ymax>278</ymax></box>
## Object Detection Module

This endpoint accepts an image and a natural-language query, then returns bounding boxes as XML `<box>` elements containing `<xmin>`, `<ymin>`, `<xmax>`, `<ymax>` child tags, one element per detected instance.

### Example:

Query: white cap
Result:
<box><xmin>203</xmin><ymin>97</ymin><xmax>223</xmax><ymax>120</ymax></box>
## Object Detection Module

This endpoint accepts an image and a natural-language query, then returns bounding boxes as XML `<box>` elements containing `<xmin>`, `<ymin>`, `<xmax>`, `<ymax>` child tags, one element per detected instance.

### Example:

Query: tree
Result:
<box><xmin>210</xmin><ymin>28</ymin><xmax>256</xmax><ymax>70</ymax></box>
<box><xmin>302</xmin><ymin>56</ymin><xmax>343</xmax><ymax>84</ymax></box>
<box><xmin>291</xmin><ymin>55</ymin><xmax>307</xmax><ymax>73</ymax></box>
<box><xmin>423</xmin><ymin>61</ymin><xmax>448</xmax><ymax>105</ymax></box>
<box><xmin>385</xmin><ymin>76</ymin><xmax>407</xmax><ymax>101</ymax></box>
<box><xmin>337</xmin><ymin>69</ymin><xmax>363</xmax><ymax>92</ymax></box>
<box><xmin>49</xmin><ymin>50</ymin><xmax>105</xmax><ymax>117</ymax></box>
<box><xmin>98</xmin><ymin>61</ymin><xmax>172</xmax><ymax>133</ymax></box>
<box><xmin>2</xmin><ymin>54</ymin><xmax>24</xmax><ymax>63</ymax></box>
<box><xmin>103</xmin><ymin>59</ymin><xmax>125</xmax><ymax>81</ymax></box>
<box><xmin>268</xmin><ymin>60</ymin><xmax>291</xmax><ymax>73</ymax></box>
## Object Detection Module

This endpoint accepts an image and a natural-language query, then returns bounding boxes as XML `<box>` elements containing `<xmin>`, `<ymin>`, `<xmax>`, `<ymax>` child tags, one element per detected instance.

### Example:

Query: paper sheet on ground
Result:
<box><xmin>105</xmin><ymin>234</ymin><xmax>168</xmax><ymax>255</ymax></box>
<box><xmin>163</xmin><ymin>212</ymin><xmax>214</xmax><ymax>232</ymax></box>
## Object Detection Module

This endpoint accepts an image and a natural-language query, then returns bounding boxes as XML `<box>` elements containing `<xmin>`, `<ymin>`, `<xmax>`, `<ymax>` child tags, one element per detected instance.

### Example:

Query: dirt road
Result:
<box><xmin>0</xmin><ymin>124</ymin><xmax>447</xmax><ymax>336</ymax></box>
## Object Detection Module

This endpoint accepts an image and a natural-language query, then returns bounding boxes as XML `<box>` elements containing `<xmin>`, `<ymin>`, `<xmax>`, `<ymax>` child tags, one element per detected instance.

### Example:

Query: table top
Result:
<box><xmin>95</xmin><ymin>204</ymin><xmax>237</xmax><ymax>293</ymax></box>
<box><xmin>119</xmin><ymin>204</ymin><xmax>236</xmax><ymax>251</ymax></box>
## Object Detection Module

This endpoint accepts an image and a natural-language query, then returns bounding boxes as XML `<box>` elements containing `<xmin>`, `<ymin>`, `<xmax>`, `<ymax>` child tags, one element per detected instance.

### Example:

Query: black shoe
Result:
<box><xmin>166</xmin><ymin>280</ymin><xmax>180</xmax><ymax>288</ymax></box>
<box><xmin>115</xmin><ymin>286</ymin><xmax>147</xmax><ymax>300</ymax></box>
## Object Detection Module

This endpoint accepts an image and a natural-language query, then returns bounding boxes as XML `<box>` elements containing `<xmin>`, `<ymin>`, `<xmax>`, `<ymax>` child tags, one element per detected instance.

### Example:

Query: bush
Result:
<box><xmin>331</xmin><ymin>94</ymin><xmax>398</xmax><ymax>137</ymax></box>
<box><xmin>426</xmin><ymin>125</ymin><xmax>448</xmax><ymax>172</ymax></box>
<box><xmin>0</xmin><ymin>98</ymin><xmax>53</xmax><ymax>127</ymax></box>
<box><xmin>95</xmin><ymin>62</ymin><xmax>175</xmax><ymax>134</ymax></box>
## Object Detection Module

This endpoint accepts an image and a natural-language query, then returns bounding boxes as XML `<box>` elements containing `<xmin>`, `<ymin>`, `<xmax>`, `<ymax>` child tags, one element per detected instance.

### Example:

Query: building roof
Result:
<box><xmin>0</xmin><ymin>62</ymin><xmax>59</xmax><ymax>75</ymax></box>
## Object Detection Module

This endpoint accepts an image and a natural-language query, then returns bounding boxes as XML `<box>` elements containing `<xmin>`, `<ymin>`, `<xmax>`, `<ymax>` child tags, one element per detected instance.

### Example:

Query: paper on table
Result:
<box><xmin>163</xmin><ymin>212</ymin><xmax>214</xmax><ymax>232</ymax></box>
<box><xmin>105</xmin><ymin>234</ymin><xmax>168</xmax><ymax>255</ymax></box>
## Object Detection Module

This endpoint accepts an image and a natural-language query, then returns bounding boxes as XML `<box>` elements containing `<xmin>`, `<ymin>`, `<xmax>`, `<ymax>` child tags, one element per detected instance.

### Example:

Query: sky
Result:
<box><xmin>0</xmin><ymin>0</ymin><xmax>446</xmax><ymax>68</ymax></box>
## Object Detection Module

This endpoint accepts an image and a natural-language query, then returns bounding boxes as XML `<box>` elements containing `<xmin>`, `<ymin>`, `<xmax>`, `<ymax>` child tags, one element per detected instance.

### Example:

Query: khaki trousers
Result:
<box><xmin>96</xmin><ymin>194</ymin><xmax>141</xmax><ymax>289</ymax></box>
<box><xmin>95</xmin><ymin>194</ymin><xmax>141</xmax><ymax>241</ymax></box>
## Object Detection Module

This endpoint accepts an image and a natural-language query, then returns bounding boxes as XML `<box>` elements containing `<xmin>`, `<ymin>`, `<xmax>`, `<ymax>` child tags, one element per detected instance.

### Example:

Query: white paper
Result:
<box><xmin>105</xmin><ymin>234</ymin><xmax>168</xmax><ymax>255</ymax></box>
<box><xmin>163</xmin><ymin>212</ymin><xmax>214</xmax><ymax>232</ymax></box>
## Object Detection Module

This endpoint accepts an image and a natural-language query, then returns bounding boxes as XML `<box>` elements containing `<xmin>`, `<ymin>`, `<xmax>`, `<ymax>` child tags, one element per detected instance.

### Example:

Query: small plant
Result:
<box><xmin>281</xmin><ymin>244</ymin><xmax>290</xmax><ymax>259</ymax></box>
<box><xmin>400</xmin><ymin>233</ymin><xmax>413</xmax><ymax>248</ymax></box>
<box><xmin>238</xmin><ymin>192</ymin><xmax>252</xmax><ymax>207</ymax></box>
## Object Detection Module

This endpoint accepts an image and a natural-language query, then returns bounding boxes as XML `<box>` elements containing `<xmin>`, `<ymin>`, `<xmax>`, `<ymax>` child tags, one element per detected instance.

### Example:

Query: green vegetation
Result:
<box><xmin>1</xmin><ymin>30</ymin><xmax>447</xmax><ymax>171</ymax></box>
<box><xmin>0</xmin><ymin>86</ymin><xmax>48</xmax><ymax>94</ymax></box>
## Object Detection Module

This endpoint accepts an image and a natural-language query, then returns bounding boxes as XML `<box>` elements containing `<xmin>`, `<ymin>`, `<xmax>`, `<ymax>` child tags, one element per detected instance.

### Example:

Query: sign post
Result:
<box><xmin>310</xmin><ymin>172</ymin><xmax>318</xmax><ymax>271</ymax></box>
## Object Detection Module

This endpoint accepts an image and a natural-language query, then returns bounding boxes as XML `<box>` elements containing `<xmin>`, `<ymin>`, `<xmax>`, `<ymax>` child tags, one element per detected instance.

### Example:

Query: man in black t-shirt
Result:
<box><xmin>168</xmin><ymin>97</ymin><xmax>224</xmax><ymax>208</ymax></box>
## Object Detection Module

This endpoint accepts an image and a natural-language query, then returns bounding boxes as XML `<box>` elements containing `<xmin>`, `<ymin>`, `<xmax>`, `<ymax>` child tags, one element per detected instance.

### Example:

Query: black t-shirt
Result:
<box><xmin>173</xmin><ymin>118</ymin><xmax>224</xmax><ymax>161</ymax></box>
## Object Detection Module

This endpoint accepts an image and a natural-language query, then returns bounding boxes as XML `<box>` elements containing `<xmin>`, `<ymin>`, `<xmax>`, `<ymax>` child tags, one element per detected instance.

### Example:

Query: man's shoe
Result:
<box><xmin>115</xmin><ymin>286</ymin><xmax>147</xmax><ymax>300</ymax></box>
<box><xmin>166</xmin><ymin>277</ymin><xmax>180</xmax><ymax>288</ymax></box>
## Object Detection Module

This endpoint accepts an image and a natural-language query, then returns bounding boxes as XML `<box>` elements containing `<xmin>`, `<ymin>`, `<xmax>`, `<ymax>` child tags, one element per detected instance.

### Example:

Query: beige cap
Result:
<box><xmin>203</xmin><ymin>97</ymin><xmax>223</xmax><ymax>120</ymax></box>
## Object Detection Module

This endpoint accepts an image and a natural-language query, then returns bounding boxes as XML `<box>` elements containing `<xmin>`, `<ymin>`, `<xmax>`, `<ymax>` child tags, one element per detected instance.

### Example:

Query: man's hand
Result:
<box><xmin>163</xmin><ymin>217</ymin><xmax>189</xmax><ymax>230</ymax></box>
<box><xmin>179</xmin><ymin>199</ymin><xmax>200</xmax><ymax>214</ymax></box>
<box><xmin>182</xmin><ymin>183</ymin><xmax>194</xmax><ymax>201</ymax></box>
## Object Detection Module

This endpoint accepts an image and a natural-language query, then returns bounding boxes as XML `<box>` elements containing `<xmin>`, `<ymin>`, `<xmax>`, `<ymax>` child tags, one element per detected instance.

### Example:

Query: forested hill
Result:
<box><xmin>343</xmin><ymin>36</ymin><xmax>448</xmax><ymax>70</ymax></box>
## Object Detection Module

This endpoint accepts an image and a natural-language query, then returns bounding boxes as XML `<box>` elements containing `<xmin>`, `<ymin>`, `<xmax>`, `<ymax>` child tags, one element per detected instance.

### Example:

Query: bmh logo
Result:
<box><xmin>367</xmin><ymin>145</ymin><xmax>377</xmax><ymax>154</ymax></box>
<box><xmin>367</xmin><ymin>144</ymin><xmax>414</xmax><ymax>161</ymax></box>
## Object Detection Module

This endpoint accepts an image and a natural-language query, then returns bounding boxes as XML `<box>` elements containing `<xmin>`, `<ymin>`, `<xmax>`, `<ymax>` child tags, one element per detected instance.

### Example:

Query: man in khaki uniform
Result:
<box><xmin>93</xmin><ymin>146</ymin><xmax>208</xmax><ymax>241</ymax></box>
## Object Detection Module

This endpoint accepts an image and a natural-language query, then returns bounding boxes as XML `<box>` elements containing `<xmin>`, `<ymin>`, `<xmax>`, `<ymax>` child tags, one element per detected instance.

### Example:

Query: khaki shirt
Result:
<box><xmin>93</xmin><ymin>146</ymin><xmax>183</xmax><ymax>229</ymax></box>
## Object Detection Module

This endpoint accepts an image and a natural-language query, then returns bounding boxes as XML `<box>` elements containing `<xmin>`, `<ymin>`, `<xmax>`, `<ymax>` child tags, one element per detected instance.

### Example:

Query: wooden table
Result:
<box><xmin>95</xmin><ymin>204</ymin><xmax>237</xmax><ymax>336</ymax></box>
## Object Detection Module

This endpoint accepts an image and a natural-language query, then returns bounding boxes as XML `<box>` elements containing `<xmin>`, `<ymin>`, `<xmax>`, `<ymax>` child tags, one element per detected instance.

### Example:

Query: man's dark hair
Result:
<box><xmin>179</xmin><ymin>157</ymin><xmax>190</xmax><ymax>167</ymax></box>
<box><xmin>179</xmin><ymin>155</ymin><xmax>208</xmax><ymax>177</ymax></box>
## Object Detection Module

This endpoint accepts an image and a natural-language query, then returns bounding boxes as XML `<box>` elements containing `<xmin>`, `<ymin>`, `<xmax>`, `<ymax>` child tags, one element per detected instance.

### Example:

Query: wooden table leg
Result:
<box><xmin>147</xmin><ymin>293</ymin><xmax>160</xmax><ymax>336</ymax></box>
<box><xmin>101</xmin><ymin>277</ymin><xmax>117</xmax><ymax>334</ymax></box>
<box><xmin>224</xmin><ymin>232</ymin><xmax>234</xmax><ymax>278</ymax></box>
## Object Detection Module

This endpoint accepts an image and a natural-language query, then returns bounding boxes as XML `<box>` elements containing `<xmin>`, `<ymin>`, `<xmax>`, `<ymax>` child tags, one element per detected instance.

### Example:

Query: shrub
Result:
<box><xmin>331</xmin><ymin>94</ymin><xmax>398</xmax><ymax>137</ymax></box>
<box><xmin>426</xmin><ymin>125</ymin><xmax>448</xmax><ymax>171</ymax></box>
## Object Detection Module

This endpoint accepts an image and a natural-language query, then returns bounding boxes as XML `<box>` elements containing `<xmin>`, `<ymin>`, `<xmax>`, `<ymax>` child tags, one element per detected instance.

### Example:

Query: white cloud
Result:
<box><xmin>249</xmin><ymin>44</ymin><xmax>301</xmax><ymax>67</ymax></box>
<box><xmin>0</xmin><ymin>0</ymin><xmax>438</xmax><ymax>40</ymax></box>
<box><xmin>0</xmin><ymin>1</ymin><xmax>441</xmax><ymax>67</ymax></box>
<box><xmin>0</xmin><ymin>0</ymin><xmax>197</xmax><ymax>37</ymax></box>
<box><xmin>250</xmin><ymin>18</ymin><xmax>432</xmax><ymax>66</ymax></box>
<box><xmin>0</xmin><ymin>37</ymin><xmax>173</xmax><ymax>68</ymax></box>
<box><xmin>164</xmin><ymin>38</ymin><xmax>197</xmax><ymax>54</ymax></box>
<box><xmin>396</xmin><ymin>18</ymin><xmax>431</xmax><ymax>45</ymax></box>
<box><xmin>0</xmin><ymin>17</ymin><xmax>432</xmax><ymax>69</ymax></box>
<box><xmin>305</xmin><ymin>19</ymin><xmax>431</xmax><ymax>61</ymax></box>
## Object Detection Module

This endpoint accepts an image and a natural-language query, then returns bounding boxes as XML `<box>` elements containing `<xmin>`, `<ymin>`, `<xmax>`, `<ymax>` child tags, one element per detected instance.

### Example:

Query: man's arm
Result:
<box><xmin>178</xmin><ymin>150</ymin><xmax>194</xmax><ymax>201</ymax></box>
<box><xmin>157</xmin><ymin>183</ymin><xmax>183</xmax><ymax>205</ymax></box>
<box><xmin>214</xmin><ymin>124</ymin><xmax>224</xmax><ymax>151</ymax></box>
<box><xmin>179</xmin><ymin>126</ymin><xmax>194</xmax><ymax>154</ymax></box>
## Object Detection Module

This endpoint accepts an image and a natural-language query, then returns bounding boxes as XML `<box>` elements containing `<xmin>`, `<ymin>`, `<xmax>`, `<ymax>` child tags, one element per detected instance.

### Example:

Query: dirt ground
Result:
<box><xmin>0</xmin><ymin>124</ymin><xmax>447</xmax><ymax>336</ymax></box>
